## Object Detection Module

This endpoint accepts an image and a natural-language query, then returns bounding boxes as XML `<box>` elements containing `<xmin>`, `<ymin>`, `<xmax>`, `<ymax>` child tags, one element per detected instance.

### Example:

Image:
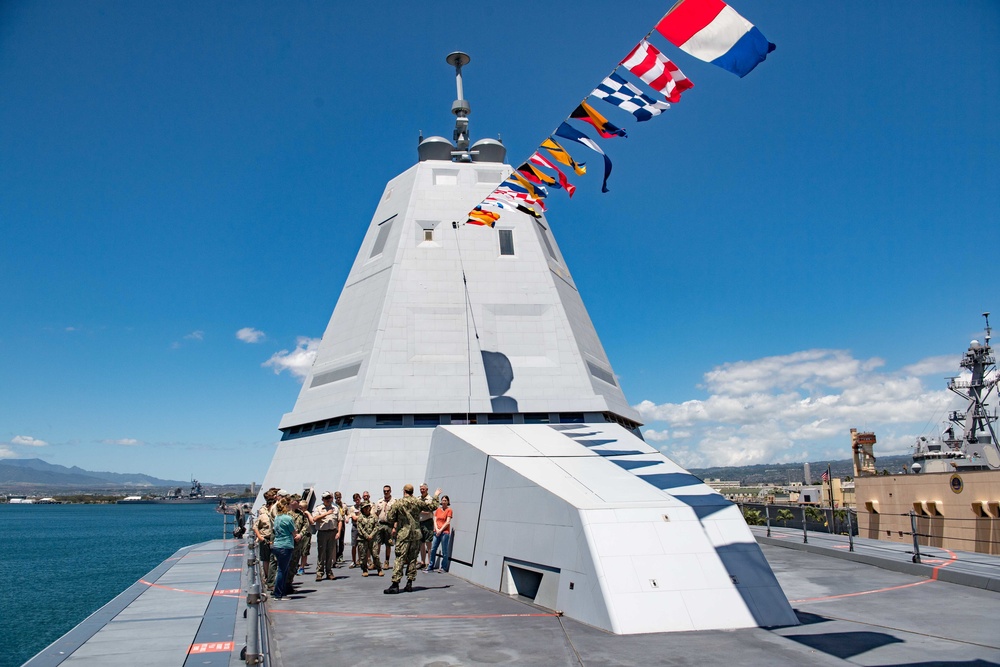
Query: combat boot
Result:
<box><xmin>383</xmin><ymin>581</ymin><xmax>400</xmax><ymax>595</ymax></box>
<box><xmin>402</xmin><ymin>581</ymin><xmax>413</xmax><ymax>593</ymax></box>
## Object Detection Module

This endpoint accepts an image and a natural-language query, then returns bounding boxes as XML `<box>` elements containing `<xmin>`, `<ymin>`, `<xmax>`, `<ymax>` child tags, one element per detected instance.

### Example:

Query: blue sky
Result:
<box><xmin>2</xmin><ymin>1</ymin><xmax>998</xmax><ymax>483</ymax></box>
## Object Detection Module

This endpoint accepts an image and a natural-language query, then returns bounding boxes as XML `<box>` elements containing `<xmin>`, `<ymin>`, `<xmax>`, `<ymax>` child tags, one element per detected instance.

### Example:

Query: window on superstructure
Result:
<box><xmin>498</xmin><ymin>229</ymin><xmax>515</xmax><ymax>256</ymax></box>
<box><xmin>414</xmin><ymin>414</ymin><xmax>441</xmax><ymax>426</ymax></box>
<box><xmin>424</xmin><ymin>229</ymin><xmax>434</xmax><ymax>242</ymax></box>
<box><xmin>524</xmin><ymin>413</ymin><xmax>550</xmax><ymax>424</ymax></box>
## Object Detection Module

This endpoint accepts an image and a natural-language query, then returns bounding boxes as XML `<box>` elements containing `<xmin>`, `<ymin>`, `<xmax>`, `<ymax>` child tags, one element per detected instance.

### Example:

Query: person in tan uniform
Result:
<box><xmin>312</xmin><ymin>491</ymin><xmax>341</xmax><ymax>581</ymax></box>
<box><xmin>373</xmin><ymin>485</ymin><xmax>395</xmax><ymax>568</ymax></box>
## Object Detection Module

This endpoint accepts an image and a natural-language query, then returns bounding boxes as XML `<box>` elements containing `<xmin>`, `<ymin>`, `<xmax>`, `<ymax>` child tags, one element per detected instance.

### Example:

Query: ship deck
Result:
<box><xmin>25</xmin><ymin>529</ymin><xmax>1000</xmax><ymax>666</ymax></box>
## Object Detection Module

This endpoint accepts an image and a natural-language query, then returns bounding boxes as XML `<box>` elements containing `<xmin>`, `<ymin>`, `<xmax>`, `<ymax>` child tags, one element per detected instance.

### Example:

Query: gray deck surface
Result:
<box><xmin>26</xmin><ymin>531</ymin><xmax>1000</xmax><ymax>666</ymax></box>
<box><xmin>265</xmin><ymin>534</ymin><xmax>1000</xmax><ymax>667</ymax></box>
<box><xmin>24</xmin><ymin>540</ymin><xmax>247</xmax><ymax>667</ymax></box>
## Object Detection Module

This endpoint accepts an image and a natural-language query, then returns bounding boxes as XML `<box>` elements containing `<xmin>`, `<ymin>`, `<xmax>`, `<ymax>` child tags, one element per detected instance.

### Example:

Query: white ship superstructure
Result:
<box><xmin>258</xmin><ymin>53</ymin><xmax>796</xmax><ymax>633</ymax></box>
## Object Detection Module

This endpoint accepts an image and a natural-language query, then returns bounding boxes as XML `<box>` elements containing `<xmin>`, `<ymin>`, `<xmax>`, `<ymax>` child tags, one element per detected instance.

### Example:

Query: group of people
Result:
<box><xmin>253</xmin><ymin>483</ymin><xmax>454</xmax><ymax>599</ymax></box>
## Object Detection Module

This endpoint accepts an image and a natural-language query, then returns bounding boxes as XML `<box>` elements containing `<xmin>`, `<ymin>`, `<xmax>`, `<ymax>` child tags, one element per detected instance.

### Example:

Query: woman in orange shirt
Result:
<box><xmin>428</xmin><ymin>495</ymin><xmax>452</xmax><ymax>572</ymax></box>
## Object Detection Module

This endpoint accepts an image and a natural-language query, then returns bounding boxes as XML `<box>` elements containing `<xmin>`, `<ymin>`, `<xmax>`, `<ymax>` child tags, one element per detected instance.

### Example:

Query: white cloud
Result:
<box><xmin>0</xmin><ymin>445</ymin><xmax>16</xmax><ymax>458</ymax></box>
<box><xmin>10</xmin><ymin>435</ymin><xmax>48</xmax><ymax>447</ymax></box>
<box><xmin>635</xmin><ymin>348</ymin><xmax>963</xmax><ymax>468</ymax></box>
<box><xmin>263</xmin><ymin>337</ymin><xmax>320</xmax><ymax>380</ymax></box>
<box><xmin>101</xmin><ymin>438</ymin><xmax>143</xmax><ymax>446</ymax></box>
<box><xmin>184</xmin><ymin>330</ymin><xmax>205</xmax><ymax>341</ymax></box>
<box><xmin>900</xmin><ymin>355</ymin><xmax>960</xmax><ymax>377</ymax></box>
<box><xmin>236</xmin><ymin>327</ymin><xmax>266</xmax><ymax>344</ymax></box>
<box><xmin>642</xmin><ymin>429</ymin><xmax>671</xmax><ymax>442</ymax></box>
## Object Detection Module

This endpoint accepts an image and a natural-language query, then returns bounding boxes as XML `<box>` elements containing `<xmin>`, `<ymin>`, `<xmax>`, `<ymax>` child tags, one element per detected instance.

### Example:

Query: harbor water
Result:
<box><xmin>0</xmin><ymin>503</ymin><xmax>229</xmax><ymax>667</ymax></box>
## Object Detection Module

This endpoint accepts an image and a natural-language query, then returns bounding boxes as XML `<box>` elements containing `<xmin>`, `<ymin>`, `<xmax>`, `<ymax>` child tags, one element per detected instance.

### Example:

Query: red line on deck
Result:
<box><xmin>269</xmin><ymin>609</ymin><xmax>558</xmax><ymax>620</ymax></box>
<box><xmin>790</xmin><ymin>548</ymin><xmax>958</xmax><ymax>604</ymax></box>
<box><xmin>137</xmin><ymin>579</ymin><xmax>241</xmax><ymax>598</ymax></box>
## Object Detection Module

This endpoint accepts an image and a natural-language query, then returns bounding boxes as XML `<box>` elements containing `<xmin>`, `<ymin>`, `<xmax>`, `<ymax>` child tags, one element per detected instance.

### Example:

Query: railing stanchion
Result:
<box><xmin>846</xmin><ymin>508</ymin><xmax>854</xmax><ymax>552</ymax></box>
<box><xmin>910</xmin><ymin>510</ymin><xmax>921</xmax><ymax>564</ymax></box>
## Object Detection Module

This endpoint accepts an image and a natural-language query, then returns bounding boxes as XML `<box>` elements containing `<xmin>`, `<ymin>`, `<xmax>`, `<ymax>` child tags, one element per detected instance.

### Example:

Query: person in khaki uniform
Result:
<box><xmin>253</xmin><ymin>489</ymin><xmax>277</xmax><ymax>583</ymax></box>
<box><xmin>373</xmin><ymin>485</ymin><xmax>396</xmax><ymax>568</ymax></box>
<box><xmin>384</xmin><ymin>483</ymin><xmax>440</xmax><ymax>594</ymax></box>
<box><xmin>312</xmin><ymin>491</ymin><xmax>341</xmax><ymax>581</ymax></box>
<box><xmin>355</xmin><ymin>501</ymin><xmax>382</xmax><ymax>577</ymax></box>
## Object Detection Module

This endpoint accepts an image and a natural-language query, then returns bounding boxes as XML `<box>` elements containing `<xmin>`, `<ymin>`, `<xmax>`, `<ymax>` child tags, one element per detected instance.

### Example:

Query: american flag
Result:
<box><xmin>821</xmin><ymin>470</ymin><xmax>830</xmax><ymax>482</ymax></box>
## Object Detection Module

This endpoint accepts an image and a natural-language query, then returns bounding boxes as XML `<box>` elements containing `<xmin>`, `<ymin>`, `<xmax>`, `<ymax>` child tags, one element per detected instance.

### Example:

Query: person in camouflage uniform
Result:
<box><xmin>354</xmin><ymin>501</ymin><xmax>382</xmax><ymax>577</ymax></box>
<box><xmin>384</xmin><ymin>483</ymin><xmax>440</xmax><ymax>594</ymax></box>
<box><xmin>288</xmin><ymin>495</ymin><xmax>312</xmax><ymax>589</ymax></box>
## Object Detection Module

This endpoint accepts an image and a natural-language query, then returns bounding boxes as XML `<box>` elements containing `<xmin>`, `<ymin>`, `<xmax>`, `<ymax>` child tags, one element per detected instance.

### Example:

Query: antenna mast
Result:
<box><xmin>446</xmin><ymin>51</ymin><xmax>471</xmax><ymax>159</ymax></box>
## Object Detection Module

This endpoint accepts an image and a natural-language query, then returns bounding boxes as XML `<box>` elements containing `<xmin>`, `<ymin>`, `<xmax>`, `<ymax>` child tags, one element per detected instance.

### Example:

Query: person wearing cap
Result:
<box><xmin>373</xmin><ymin>485</ymin><xmax>396</xmax><ymax>568</ymax></box>
<box><xmin>355</xmin><ymin>501</ymin><xmax>382</xmax><ymax>577</ymax></box>
<box><xmin>313</xmin><ymin>491</ymin><xmax>341</xmax><ymax>581</ymax></box>
<box><xmin>288</xmin><ymin>494</ymin><xmax>312</xmax><ymax>589</ymax></box>
<box><xmin>253</xmin><ymin>489</ymin><xmax>278</xmax><ymax>583</ymax></box>
<box><xmin>384</xmin><ymin>483</ymin><xmax>441</xmax><ymax>594</ymax></box>
<box><xmin>347</xmin><ymin>492</ymin><xmax>362</xmax><ymax>568</ymax></box>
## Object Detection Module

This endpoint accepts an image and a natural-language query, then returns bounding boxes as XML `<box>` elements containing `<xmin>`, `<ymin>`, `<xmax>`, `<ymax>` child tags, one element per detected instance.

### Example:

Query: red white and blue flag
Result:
<box><xmin>655</xmin><ymin>0</ymin><xmax>775</xmax><ymax>78</ymax></box>
<box><xmin>821</xmin><ymin>470</ymin><xmax>830</xmax><ymax>482</ymax></box>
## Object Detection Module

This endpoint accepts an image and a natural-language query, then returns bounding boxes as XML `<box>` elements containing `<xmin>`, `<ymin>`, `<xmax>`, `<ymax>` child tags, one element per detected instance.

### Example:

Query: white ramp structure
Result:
<box><xmin>259</xmin><ymin>53</ymin><xmax>797</xmax><ymax>633</ymax></box>
<box><xmin>427</xmin><ymin>423</ymin><xmax>798</xmax><ymax>633</ymax></box>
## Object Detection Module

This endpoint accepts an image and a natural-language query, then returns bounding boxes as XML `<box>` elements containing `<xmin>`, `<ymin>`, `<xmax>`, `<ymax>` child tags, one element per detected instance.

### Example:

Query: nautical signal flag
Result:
<box><xmin>570</xmin><ymin>101</ymin><xmax>627</xmax><ymax>139</ymax></box>
<box><xmin>466</xmin><ymin>206</ymin><xmax>500</xmax><ymax>227</ymax></box>
<box><xmin>461</xmin><ymin>0</ymin><xmax>775</xmax><ymax>228</ymax></box>
<box><xmin>592</xmin><ymin>73</ymin><xmax>672</xmax><ymax>122</ymax></box>
<box><xmin>554</xmin><ymin>122</ymin><xmax>613</xmax><ymax>193</ymax></box>
<box><xmin>541</xmin><ymin>138</ymin><xmax>586</xmax><ymax>176</ymax></box>
<box><xmin>529</xmin><ymin>152</ymin><xmax>576</xmax><ymax>197</ymax></box>
<box><xmin>655</xmin><ymin>0</ymin><xmax>775</xmax><ymax>78</ymax></box>
<box><xmin>621</xmin><ymin>40</ymin><xmax>693</xmax><ymax>104</ymax></box>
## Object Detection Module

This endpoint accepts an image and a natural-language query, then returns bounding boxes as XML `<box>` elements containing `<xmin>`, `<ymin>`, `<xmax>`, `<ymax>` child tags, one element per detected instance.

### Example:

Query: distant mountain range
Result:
<box><xmin>2</xmin><ymin>452</ymin><xmax>916</xmax><ymax>494</ymax></box>
<box><xmin>0</xmin><ymin>458</ymin><xmax>192</xmax><ymax>490</ymax></box>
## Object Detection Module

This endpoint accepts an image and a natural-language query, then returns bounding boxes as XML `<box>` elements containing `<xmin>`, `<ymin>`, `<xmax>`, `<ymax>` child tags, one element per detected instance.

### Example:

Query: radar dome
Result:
<box><xmin>418</xmin><ymin>136</ymin><xmax>455</xmax><ymax>162</ymax></box>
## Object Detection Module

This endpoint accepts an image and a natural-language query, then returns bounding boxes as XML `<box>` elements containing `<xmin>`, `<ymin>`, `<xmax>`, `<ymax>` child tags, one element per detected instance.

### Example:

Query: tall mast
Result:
<box><xmin>446</xmin><ymin>51</ymin><xmax>471</xmax><ymax>160</ymax></box>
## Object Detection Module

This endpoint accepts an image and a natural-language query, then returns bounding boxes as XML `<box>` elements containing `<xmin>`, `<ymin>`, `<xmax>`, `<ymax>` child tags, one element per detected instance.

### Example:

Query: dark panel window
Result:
<box><xmin>414</xmin><ymin>414</ymin><xmax>441</xmax><ymax>426</ymax></box>
<box><xmin>498</xmin><ymin>229</ymin><xmax>515</xmax><ymax>256</ymax></box>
